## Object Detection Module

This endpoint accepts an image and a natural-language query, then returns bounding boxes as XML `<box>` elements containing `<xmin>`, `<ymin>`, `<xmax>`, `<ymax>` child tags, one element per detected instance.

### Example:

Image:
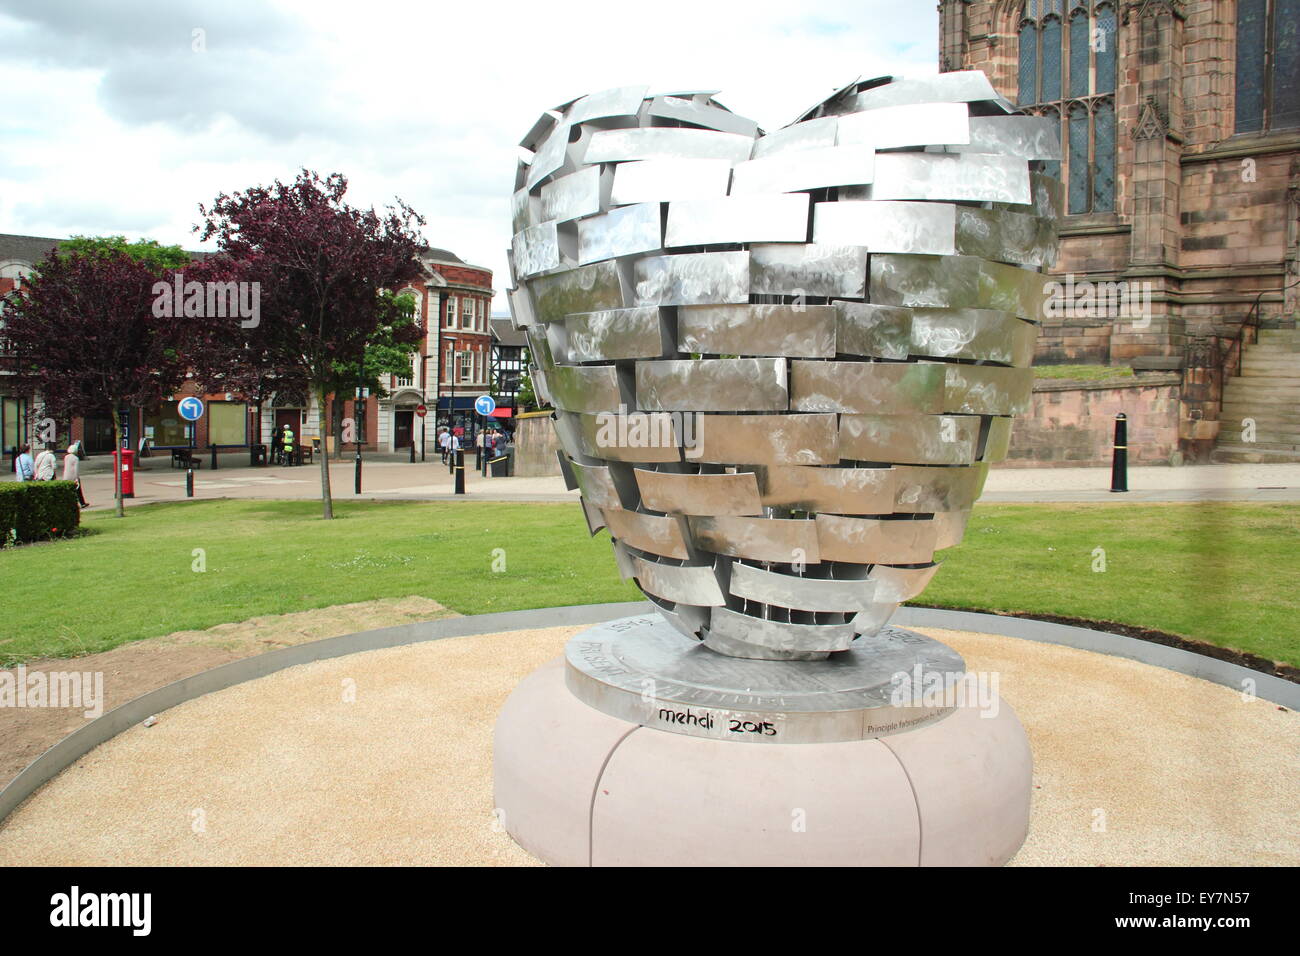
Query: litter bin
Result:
<box><xmin>251</xmin><ymin>443</ymin><xmax>267</xmax><ymax>466</ymax></box>
<box><xmin>491</xmin><ymin>445</ymin><xmax>514</xmax><ymax>477</ymax></box>
<box><xmin>111</xmin><ymin>448</ymin><xmax>136</xmax><ymax>498</ymax></box>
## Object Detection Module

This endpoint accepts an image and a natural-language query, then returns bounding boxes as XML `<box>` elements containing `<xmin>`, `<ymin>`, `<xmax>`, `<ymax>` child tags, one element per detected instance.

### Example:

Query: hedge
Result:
<box><xmin>0</xmin><ymin>481</ymin><xmax>81</xmax><ymax>547</ymax></box>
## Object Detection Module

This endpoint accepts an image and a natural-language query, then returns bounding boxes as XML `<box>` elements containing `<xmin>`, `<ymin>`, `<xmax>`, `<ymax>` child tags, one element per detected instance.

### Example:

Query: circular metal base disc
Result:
<box><xmin>564</xmin><ymin>614</ymin><xmax>965</xmax><ymax>744</ymax></box>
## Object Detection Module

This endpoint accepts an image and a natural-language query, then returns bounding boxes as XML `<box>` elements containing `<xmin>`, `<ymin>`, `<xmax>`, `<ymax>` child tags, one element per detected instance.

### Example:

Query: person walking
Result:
<box><xmin>14</xmin><ymin>443</ymin><xmax>34</xmax><ymax>481</ymax></box>
<box><xmin>33</xmin><ymin>446</ymin><xmax>57</xmax><ymax>480</ymax></box>
<box><xmin>438</xmin><ymin>427</ymin><xmax>451</xmax><ymax>465</ymax></box>
<box><xmin>64</xmin><ymin>441</ymin><xmax>89</xmax><ymax>507</ymax></box>
<box><xmin>281</xmin><ymin>425</ymin><xmax>295</xmax><ymax>466</ymax></box>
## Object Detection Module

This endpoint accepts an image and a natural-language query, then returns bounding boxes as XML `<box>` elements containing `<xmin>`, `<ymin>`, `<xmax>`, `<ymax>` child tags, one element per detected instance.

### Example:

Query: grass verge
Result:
<box><xmin>0</xmin><ymin>499</ymin><xmax>1295</xmax><ymax>667</ymax></box>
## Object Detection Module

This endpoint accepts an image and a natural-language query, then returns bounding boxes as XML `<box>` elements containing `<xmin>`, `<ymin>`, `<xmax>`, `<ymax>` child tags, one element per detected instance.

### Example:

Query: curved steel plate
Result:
<box><xmin>566</xmin><ymin>85</ymin><xmax>649</xmax><ymax>125</ymax></box>
<box><xmin>812</xmin><ymin>200</ymin><xmax>956</xmax><ymax>255</ymax></box>
<box><xmin>570</xmin><ymin>410</ymin><xmax>682</xmax><ymax>463</ymax></box>
<box><xmin>751</xmin><ymin>116</ymin><xmax>837</xmax><ymax>158</ymax></box>
<box><xmin>585</xmin><ymin>127</ymin><xmax>755</xmax><ymax>164</ymax></box>
<box><xmin>689</xmin><ymin>515</ymin><xmax>821</xmax><ymax>564</ymax></box>
<box><xmin>647</xmin><ymin>94</ymin><xmax>759</xmax><ymax>137</ymax></box>
<box><xmin>531</xmin><ymin>260</ymin><xmax>625</xmax><ymax>324</ymax></box>
<box><xmin>564</xmin><ymin>305</ymin><xmax>670</xmax><ymax>362</ymax></box>
<box><xmin>851</xmin><ymin>71</ymin><xmax>1000</xmax><ymax>111</ymax></box>
<box><xmin>940</xmin><ymin>364</ymin><xmax>1034</xmax><ymax>416</ymax></box>
<box><xmin>566</xmin><ymin>458</ymin><xmax>624</xmax><ymax>509</ymax></box>
<box><xmin>982</xmin><ymin>416</ymin><xmax>1015</xmax><ymax>463</ymax></box>
<box><xmin>601</xmin><ymin>508</ymin><xmax>690</xmax><ymax>559</ymax></box>
<box><xmin>664</xmin><ymin>194</ymin><xmax>810</xmax><ymax>246</ymax></box>
<box><xmin>691</xmin><ymin>414</ymin><xmax>839</xmax><ymax>466</ymax></box>
<box><xmin>835</xmin><ymin>101</ymin><xmax>970</xmax><ymax>150</ymax></box>
<box><xmin>609</xmin><ymin>158</ymin><xmax>733</xmax><ymax>205</ymax></box>
<box><xmin>835</xmin><ymin>301</ymin><xmax>913</xmax><ymax>359</ymax></box>
<box><xmin>633</xmin><ymin>468</ymin><xmax>764</xmax><ymax>516</ymax></box>
<box><xmin>539</xmin><ymin>166</ymin><xmax>603</xmax><ymax>224</ymax></box>
<box><xmin>511</xmin><ymin>220</ymin><xmax>563</xmax><ymax>279</ymax></box>
<box><xmin>707</xmin><ymin>606</ymin><xmax>856</xmax><ymax>654</ymax></box>
<box><xmin>728</xmin><ymin>562</ymin><xmax>877</xmax><ymax>613</ymax></box>
<box><xmin>910</xmin><ymin>308</ymin><xmax>1038</xmax><ymax>365</ymax></box>
<box><xmin>753</xmin><ymin>464</ymin><xmax>896</xmax><ymax>514</ymax></box>
<box><xmin>630</xmin><ymin>554</ymin><xmax>727</xmax><ymax>606</ymax></box>
<box><xmin>932</xmin><ymin>510</ymin><xmax>971</xmax><ymax>550</ymax></box>
<box><xmin>634</xmin><ymin>251</ymin><xmax>749</xmax><ymax>306</ymax></box>
<box><xmin>872</xmin><ymin>153</ymin><xmax>1030</xmax><ymax>205</ymax></box>
<box><xmin>868</xmin><ymin>563</ymin><xmax>941</xmax><ymax>603</ymax></box>
<box><xmin>870</xmin><ymin>254</ymin><xmax>1048</xmax><ymax>322</ymax></box>
<box><xmin>955</xmin><ymin>114</ymin><xmax>1061</xmax><ymax>161</ymax></box>
<box><xmin>790</xmin><ymin>360</ymin><xmax>946</xmax><ymax>414</ymax></box>
<box><xmin>890</xmin><ymin>464</ymin><xmax>987</xmax><ymax>513</ymax></box>
<box><xmin>635</xmin><ymin>358</ymin><xmax>788</xmax><ymax>412</ymax></box>
<box><xmin>577</xmin><ymin>202</ymin><xmax>663</xmax><ymax>264</ymax></box>
<box><xmin>749</xmin><ymin>243</ymin><xmax>868</xmax><ymax>299</ymax></box>
<box><xmin>729</xmin><ymin>144</ymin><xmax>875</xmax><ymax>195</ymax></box>
<box><xmin>677</xmin><ymin>303</ymin><xmax>836</xmax><ymax>358</ymax></box>
<box><xmin>954</xmin><ymin>205</ymin><xmax>1056</xmax><ymax>267</ymax></box>
<box><xmin>839</xmin><ymin>414</ymin><xmax>980</xmax><ymax>465</ymax></box>
<box><xmin>814</xmin><ymin>514</ymin><xmax>939</xmax><ymax>565</ymax></box>
<box><xmin>546</xmin><ymin>364</ymin><xmax>624</xmax><ymax>415</ymax></box>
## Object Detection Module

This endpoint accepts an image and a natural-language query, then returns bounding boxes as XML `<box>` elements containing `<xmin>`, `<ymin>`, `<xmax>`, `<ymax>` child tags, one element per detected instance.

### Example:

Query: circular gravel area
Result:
<box><xmin>0</xmin><ymin>625</ymin><xmax>1294</xmax><ymax>866</ymax></box>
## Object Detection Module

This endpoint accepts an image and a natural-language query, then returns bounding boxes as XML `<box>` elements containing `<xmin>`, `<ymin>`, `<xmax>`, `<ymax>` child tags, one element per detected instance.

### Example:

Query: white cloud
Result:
<box><xmin>0</xmin><ymin>0</ymin><xmax>939</xmax><ymax>305</ymax></box>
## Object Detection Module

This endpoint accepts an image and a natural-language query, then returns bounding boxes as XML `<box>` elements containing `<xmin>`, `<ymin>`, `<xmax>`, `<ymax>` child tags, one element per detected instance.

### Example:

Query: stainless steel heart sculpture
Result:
<box><xmin>508</xmin><ymin>72</ymin><xmax>1062</xmax><ymax>661</ymax></box>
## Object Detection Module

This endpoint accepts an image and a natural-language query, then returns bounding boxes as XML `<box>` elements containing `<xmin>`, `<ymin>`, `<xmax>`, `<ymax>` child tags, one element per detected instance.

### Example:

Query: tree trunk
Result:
<box><xmin>111</xmin><ymin>408</ymin><xmax>125</xmax><ymax>518</ymax></box>
<box><xmin>317</xmin><ymin>391</ymin><xmax>333</xmax><ymax>519</ymax></box>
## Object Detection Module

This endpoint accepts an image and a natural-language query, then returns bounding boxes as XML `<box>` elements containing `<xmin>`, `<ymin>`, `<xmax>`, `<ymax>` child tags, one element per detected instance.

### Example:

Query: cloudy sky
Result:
<box><xmin>0</xmin><ymin>0</ymin><xmax>939</xmax><ymax>310</ymax></box>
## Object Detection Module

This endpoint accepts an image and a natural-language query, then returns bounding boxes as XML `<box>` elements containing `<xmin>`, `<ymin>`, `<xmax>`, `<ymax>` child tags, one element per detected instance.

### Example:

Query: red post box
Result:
<box><xmin>111</xmin><ymin>449</ymin><xmax>136</xmax><ymax>498</ymax></box>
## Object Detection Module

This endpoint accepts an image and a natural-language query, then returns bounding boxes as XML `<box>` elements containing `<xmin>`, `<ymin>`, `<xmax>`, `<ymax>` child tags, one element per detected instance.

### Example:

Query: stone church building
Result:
<box><xmin>939</xmin><ymin>0</ymin><xmax>1298</xmax><ymax>462</ymax></box>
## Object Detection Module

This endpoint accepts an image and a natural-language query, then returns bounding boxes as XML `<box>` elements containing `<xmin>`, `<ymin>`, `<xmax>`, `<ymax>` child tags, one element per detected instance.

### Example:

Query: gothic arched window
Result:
<box><xmin>1235</xmin><ymin>0</ymin><xmax>1300</xmax><ymax>134</ymax></box>
<box><xmin>1018</xmin><ymin>1</ymin><xmax>1117</xmax><ymax>215</ymax></box>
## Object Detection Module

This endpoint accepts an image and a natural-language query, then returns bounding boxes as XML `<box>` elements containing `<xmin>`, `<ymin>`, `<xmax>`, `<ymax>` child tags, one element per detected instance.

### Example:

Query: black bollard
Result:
<box><xmin>354</xmin><ymin>452</ymin><xmax>362</xmax><ymax>495</ymax></box>
<box><xmin>454</xmin><ymin>449</ymin><xmax>465</xmax><ymax>495</ymax></box>
<box><xmin>186</xmin><ymin>468</ymin><xmax>194</xmax><ymax>498</ymax></box>
<box><xmin>1110</xmin><ymin>413</ymin><xmax>1128</xmax><ymax>493</ymax></box>
<box><xmin>409</xmin><ymin>441</ymin><xmax>415</xmax><ymax>463</ymax></box>
<box><xmin>210</xmin><ymin>445</ymin><xmax>218</xmax><ymax>470</ymax></box>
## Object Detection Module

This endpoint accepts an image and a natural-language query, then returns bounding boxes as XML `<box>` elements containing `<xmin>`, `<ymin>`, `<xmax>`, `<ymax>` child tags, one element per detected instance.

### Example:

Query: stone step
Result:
<box><xmin>1221</xmin><ymin>382</ymin><xmax>1300</xmax><ymax>395</ymax></box>
<box><xmin>1240</xmin><ymin>359</ymin><xmax>1300</xmax><ymax>371</ymax></box>
<box><xmin>1220</xmin><ymin>411</ymin><xmax>1300</xmax><ymax>427</ymax></box>
<box><xmin>1210</xmin><ymin>444</ymin><xmax>1300</xmax><ymax>464</ymax></box>
<box><xmin>1221</xmin><ymin>376</ymin><xmax>1300</xmax><ymax>387</ymax></box>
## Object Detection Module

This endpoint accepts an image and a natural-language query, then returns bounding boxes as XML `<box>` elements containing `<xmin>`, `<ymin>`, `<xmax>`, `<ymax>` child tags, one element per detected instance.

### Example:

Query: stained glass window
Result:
<box><xmin>1068</xmin><ymin>104</ymin><xmax>1090</xmax><ymax>214</ymax></box>
<box><xmin>1019</xmin><ymin>22</ymin><xmax>1038</xmax><ymax>106</ymax></box>
<box><xmin>1092</xmin><ymin>101</ymin><xmax>1116</xmax><ymax>213</ymax></box>
<box><xmin>1273</xmin><ymin>0</ymin><xmax>1300</xmax><ymax>130</ymax></box>
<box><xmin>1095</xmin><ymin>5</ymin><xmax>1116</xmax><ymax>95</ymax></box>
<box><xmin>1236</xmin><ymin>0</ymin><xmax>1267</xmax><ymax>133</ymax></box>
<box><xmin>1069</xmin><ymin>12</ymin><xmax>1090</xmax><ymax>98</ymax></box>
<box><xmin>1022</xmin><ymin>2</ymin><xmax>1119</xmax><ymax>215</ymax></box>
<box><xmin>1042</xmin><ymin>17</ymin><xmax>1062</xmax><ymax>103</ymax></box>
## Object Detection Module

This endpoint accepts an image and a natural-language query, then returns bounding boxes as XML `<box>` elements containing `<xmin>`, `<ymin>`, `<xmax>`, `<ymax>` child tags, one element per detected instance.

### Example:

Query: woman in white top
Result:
<box><xmin>33</xmin><ymin>447</ymin><xmax>57</xmax><ymax>480</ymax></box>
<box><xmin>63</xmin><ymin>441</ymin><xmax>89</xmax><ymax>507</ymax></box>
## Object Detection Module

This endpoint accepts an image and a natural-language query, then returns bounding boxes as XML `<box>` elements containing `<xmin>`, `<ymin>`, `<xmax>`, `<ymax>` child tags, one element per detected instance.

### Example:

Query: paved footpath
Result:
<box><xmin>5</xmin><ymin>456</ymin><xmax>1300</xmax><ymax>508</ymax></box>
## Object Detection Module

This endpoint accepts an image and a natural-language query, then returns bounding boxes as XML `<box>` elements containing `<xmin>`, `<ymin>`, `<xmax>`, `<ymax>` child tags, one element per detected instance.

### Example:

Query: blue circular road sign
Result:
<box><xmin>178</xmin><ymin>397</ymin><xmax>205</xmax><ymax>421</ymax></box>
<box><xmin>475</xmin><ymin>395</ymin><xmax>496</xmax><ymax>417</ymax></box>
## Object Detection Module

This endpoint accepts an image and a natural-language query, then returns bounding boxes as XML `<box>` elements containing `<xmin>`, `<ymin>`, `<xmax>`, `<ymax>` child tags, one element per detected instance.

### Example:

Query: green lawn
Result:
<box><xmin>0</xmin><ymin>500</ymin><xmax>1296</xmax><ymax>666</ymax></box>
<box><xmin>1032</xmin><ymin>364</ymin><xmax>1136</xmax><ymax>382</ymax></box>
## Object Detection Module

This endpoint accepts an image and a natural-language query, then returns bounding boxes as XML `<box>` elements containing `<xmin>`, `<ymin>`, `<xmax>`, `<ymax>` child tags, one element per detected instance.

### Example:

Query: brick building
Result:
<box><xmin>940</xmin><ymin>0</ymin><xmax>1300</xmax><ymax>461</ymax></box>
<box><xmin>1</xmin><ymin>234</ymin><xmax>493</xmax><ymax>464</ymax></box>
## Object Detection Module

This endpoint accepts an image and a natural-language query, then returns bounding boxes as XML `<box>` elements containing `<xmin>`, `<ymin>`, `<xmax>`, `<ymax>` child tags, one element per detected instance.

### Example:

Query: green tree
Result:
<box><xmin>57</xmin><ymin>235</ymin><xmax>190</xmax><ymax>271</ymax></box>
